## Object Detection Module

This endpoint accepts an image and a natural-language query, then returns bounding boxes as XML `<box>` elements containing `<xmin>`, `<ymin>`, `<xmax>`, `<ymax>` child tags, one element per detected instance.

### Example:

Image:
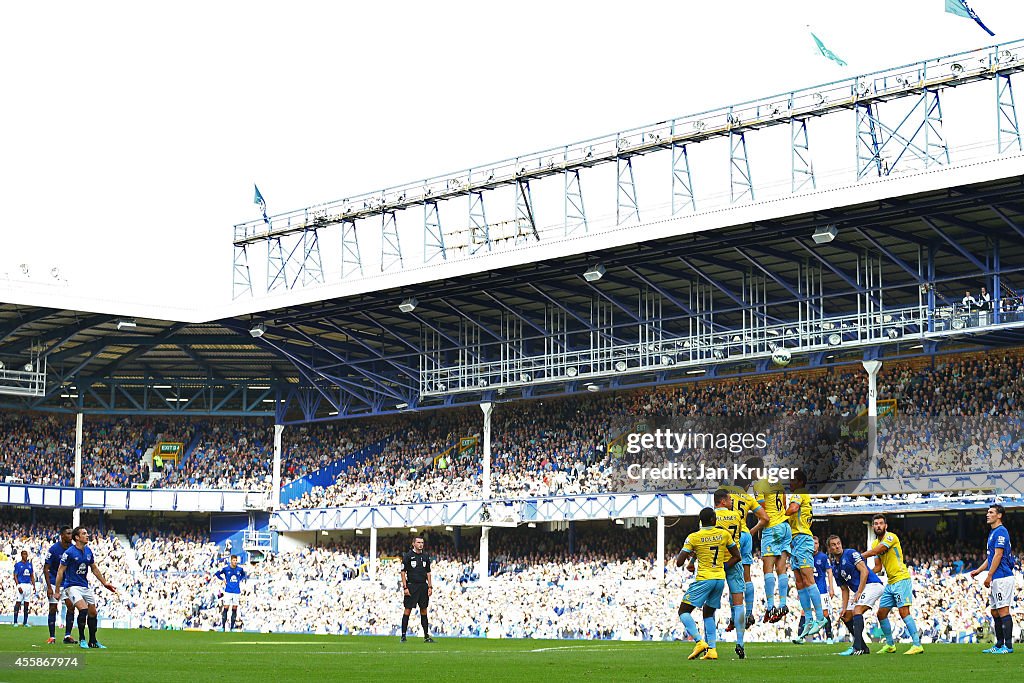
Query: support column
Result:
<box><xmin>271</xmin><ymin>424</ymin><xmax>284</xmax><ymax>511</ymax></box>
<box><xmin>481</xmin><ymin>402</ymin><xmax>492</xmax><ymax>500</ymax></box>
<box><xmin>478</xmin><ymin>527</ymin><xmax>490</xmax><ymax>586</ymax></box>
<box><xmin>656</xmin><ymin>516</ymin><xmax>666</xmax><ymax>583</ymax></box>
<box><xmin>73</xmin><ymin>412</ymin><xmax>83</xmax><ymax>528</ymax></box>
<box><xmin>862</xmin><ymin>360</ymin><xmax>882</xmax><ymax>479</ymax></box>
<box><xmin>369</xmin><ymin>526</ymin><xmax>378</xmax><ymax>581</ymax></box>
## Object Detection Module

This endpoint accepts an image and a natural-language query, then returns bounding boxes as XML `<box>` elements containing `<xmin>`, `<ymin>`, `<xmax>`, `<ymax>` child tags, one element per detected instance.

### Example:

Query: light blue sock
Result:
<box><xmin>807</xmin><ymin>584</ymin><xmax>823</xmax><ymax>621</ymax></box>
<box><xmin>679</xmin><ymin>612</ymin><xmax>700</xmax><ymax>641</ymax></box>
<box><xmin>880</xmin><ymin>617</ymin><xmax>894</xmax><ymax>646</ymax></box>
<box><xmin>904</xmin><ymin>615</ymin><xmax>920</xmax><ymax>647</ymax></box>
<box><xmin>703</xmin><ymin>616</ymin><xmax>717</xmax><ymax>648</ymax></box>
<box><xmin>778</xmin><ymin>573</ymin><xmax>789</xmax><ymax>608</ymax></box>
<box><xmin>744</xmin><ymin>581</ymin><xmax>755</xmax><ymax>617</ymax></box>
<box><xmin>764</xmin><ymin>573</ymin><xmax>776</xmax><ymax>609</ymax></box>
<box><xmin>798</xmin><ymin>587</ymin><xmax>811</xmax><ymax>612</ymax></box>
<box><xmin>732</xmin><ymin>604</ymin><xmax>745</xmax><ymax>647</ymax></box>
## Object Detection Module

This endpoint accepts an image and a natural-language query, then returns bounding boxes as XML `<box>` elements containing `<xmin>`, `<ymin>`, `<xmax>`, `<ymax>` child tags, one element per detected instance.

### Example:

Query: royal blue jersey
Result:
<box><xmin>59</xmin><ymin>545</ymin><xmax>94</xmax><ymax>588</ymax></box>
<box><xmin>214</xmin><ymin>565</ymin><xmax>247</xmax><ymax>594</ymax></box>
<box><xmin>812</xmin><ymin>551</ymin><xmax>831</xmax><ymax>594</ymax></box>
<box><xmin>46</xmin><ymin>541</ymin><xmax>69</xmax><ymax>582</ymax></box>
<box><xmin>832</xmin><ymin>548</ymin><xmax>882</xmax><ymax>591</ymax></box>
<box><xmin>14</xmin><ymin>561</ymin><xmax>34</xmax><ymax>584</ymax></box>
<box><xmin>986</xmin><ymin>525</ymin><xmax>1015</xmax><ymax>580</ymax></box>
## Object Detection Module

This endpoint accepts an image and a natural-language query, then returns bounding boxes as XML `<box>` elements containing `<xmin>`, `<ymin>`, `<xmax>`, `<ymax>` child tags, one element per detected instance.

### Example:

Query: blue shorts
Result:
<box><xmin>739</xmin><ymin>531</ymin><xmax>754</xmax><ymax>566</ymax></box>
<box><xmin>726</xmin><ymin>562</ymin><xmax>745</xmax><ymax>595</ymax></box>
<box><xmin>683</xmin><ymin>579</ymin><xmax>725</xmax><ymax>610</ymax></box>
<box><xmin>879</xmin><ymin>578</ymin><xmax>914</xmax><ymax>608</ymax></box>
<box><xmin>761</xmin><ymin>524</ymin><xmax>792</xmax><ymax>557</ymax></box>
<box><xmin>789</xmin><ymin>534</ymin><xmax>814</xmax><ymax>570</ymax></box>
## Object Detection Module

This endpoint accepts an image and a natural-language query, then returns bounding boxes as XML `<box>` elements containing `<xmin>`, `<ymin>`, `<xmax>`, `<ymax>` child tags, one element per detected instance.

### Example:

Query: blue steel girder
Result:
<box><xmin>728</xmin><ymin>129</ymin><xmax>754</xmax><ymax>204</ymax></box>
<box><xmin>791</xmin><ymin>118</ymin><xmax>815</xmax><ymax>193</ymax></box>
<box><xmin>514</xmin><ymin>180</ymin><xmax>539</xmax><ymax>243</ymax></box>
<box><xmin>233</xmin><ymin>243</ymin><xmax>252</xmax><ymax>299</ymax></box>
<box><xmin>299</xmin><ymin>228</ymin><xmax>325</xmax><ymax>287</ymax></box>
<box><xmin>358</xmin><ymin>311</ymin><xmax>424</xmax><ymax>354</ymax></box>
<box><xmin>997</xmin><ymin>73</ymin><xmax>1022</xmax><ymax>155</ymax></box>
<box><xmin>671</xmin><ymin>143</ymin><xmax>696</xmax><ymax>215</ymax></box>
<box><xmin>423</xmin><ymin>200</ymin><xmax>447</xmax><ymax>263</ymax></box>
<box><xmin>616</xmin><ymin>156</ymin><xmax>640</xmax><ymax>225</ymax></box>
<box><xmin>275</xmin><ymin>326</ymin><xmax>416</xmax><ymax>397</ymax></box>
<box><xmin>576</xmin><ymin>281</ymin><xmax>643</xmax><ymax>325</ymax></box>
<box><xmin>786</xmin><ymin>239</ymin><xmax>882</xmax><ymax>307</ymax></box>
<box><xmin>733</xmin><ymin>247</ymin><xmax>803</xmax><ymax>301</ymax></box>
<box><xmin>524</xmin><ymin>284</ymin><xmax>602</xmax><ymax>336</ymax></box>
<box><xmin>283</xmin><ymin>315</ymin><xmax>419</xmax><ymax>368</ymax></box>
<box><xmin>176</xmin><ymin>345</ymin><xmax>224</xmax><ymax>381</ymax></box>
<box><xmin>919</xmin><ymin>216</ymin><xmax>988</xmax><ymax>272</ymax></box>
<box><xmin>437</xmin><ymin>299</ymin><xmax>508</xmax><ymax>345</ymax></box>
<box><xmin>861</xmin><ymin>89</ymin><xmax>949</xmax><ymax>179</ymax></box>
<box><xmin>564</xmin><ymin>170</ymin><xmax>587</xmax><ymax>236</ymax></box>
<box><xmin>468</xmin><ymin>191</ymin><xmax>490</xmax><ymax>253</ymax></box>
<box><xmin>480</xmin><ymin>291</ymin><xmax>553</xmax><ymax>340</ymax></box>
<box><xmin>340</xmin><ymin>219</ymin><xmax>363</xmax><ymax>279</ymax></box>
<box><xmin>381</xmin><ymin>210</ymin><xmax>403</xmax><ymax>272</ymax></box>
<box><xmin>619</xmin><ymin>266</ymin><xmax>731</xmax><ymax>334</ymax></box>
<box><xmin>851</xmin><ymin>228</ymin><xmax>921</xmax><ymax>281</ymax></box>
<box><xmin>316</xmin><ymin>319</ymin><xmax>419</xmax><ymax>382</ymax></box>
<box><xmin>855</xmin><ymin>102</ymin><xmax>884</xmax><ymax>179</ymax></box>
<box><xmin>677</xmin><ymin>256</ymin><xmax>785</xmax><ymax>324</ymax></box>
<box><xmin>0</xmin><ymin>308</ymin><xmax>61</xmax><ymax>345</ymax></box>
<box><xmin>988</xmin><ymin>205</ymin><xmax>1024</xmax><ymax>241</ymax></box>
<box><xmin>0</xmin><ymin>314</ymin><xmax>116</xmax><ymax>358</ymax></box>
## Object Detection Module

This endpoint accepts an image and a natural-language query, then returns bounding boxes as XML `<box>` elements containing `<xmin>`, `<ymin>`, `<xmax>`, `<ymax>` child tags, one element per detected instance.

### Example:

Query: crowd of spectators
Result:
<box><xmin>2</xmin><ymin>349</ymin><xmax>1024</xmax><ymax>498</ymax></box>
<box><xmin>3</xmin><ymin>514</ymin><xmax>1019</xmax><ymax>644</ymax></box>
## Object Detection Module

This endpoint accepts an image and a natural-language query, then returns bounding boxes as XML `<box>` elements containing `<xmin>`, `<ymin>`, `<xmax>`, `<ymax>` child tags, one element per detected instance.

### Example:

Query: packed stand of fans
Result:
<box><xmin>3</xmin><ymin>514</ymin><xmax>1019</xmax><ymax>643</ymax></box>
<box><xmin>3</xmin><ymin>349</ymin><xmax>1024</xmax><ymax>497</ymax></box>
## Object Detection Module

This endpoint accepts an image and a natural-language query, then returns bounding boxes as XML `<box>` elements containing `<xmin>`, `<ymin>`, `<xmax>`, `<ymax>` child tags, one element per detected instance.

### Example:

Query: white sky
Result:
<box><xmin>2</xmin><ymin>0</ymin><xmax>1022</xmax><ymax>308</ymax></box>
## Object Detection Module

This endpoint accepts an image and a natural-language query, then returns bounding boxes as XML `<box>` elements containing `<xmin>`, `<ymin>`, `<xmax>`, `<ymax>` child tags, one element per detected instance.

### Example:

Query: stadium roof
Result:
<box><xmin>3</xmin><ymin>167</ymin><xmax>1024</xmax><ymax>422</ymax></box>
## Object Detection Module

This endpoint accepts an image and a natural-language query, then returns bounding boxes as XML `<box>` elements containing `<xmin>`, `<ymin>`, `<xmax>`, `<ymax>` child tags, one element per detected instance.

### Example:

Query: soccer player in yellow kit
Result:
<box><xmin>860</xmin><ymin>514</ymin><xmax>924</xmax><ymax>655</ymax></box>
<box><xmin>785</xmin><ymin>468</ymin><xmax>827</xmax><ymax>639</ymax></box>
<box><xmin>719</xmin><ymin>480</ymin><xmax>769</xmax><ymax>628</ymax></box>
<box><xmin>713</xmin><ymin>490</ymin><xmax>754</xmax><ymax>659</ymax></box>
<box><xmin>754</xmin><ymin>474</ymin><xmax>791</xmax><ymax>622</ymax></box>
<box><xmin>675</xmin><ymin>507</ymin><xmax>741</xmax><ymax>661</ymax></box>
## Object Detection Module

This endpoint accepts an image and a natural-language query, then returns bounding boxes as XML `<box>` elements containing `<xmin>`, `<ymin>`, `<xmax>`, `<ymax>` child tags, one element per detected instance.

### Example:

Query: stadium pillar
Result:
<box><xmin>656</xmin><ymin>516</ymin><xmax>665</xmax><ymax>583</ymax></box>
<box><xmin>73</xmin><ymin>412</ymin><xmax>83</xmax><ymax>528</ymax></box>
<box><xmin>479</xmin><ymin>527</ymin><xmax>490</xmax><ymax>586</ymax></box>
<box><xmin>862</xmin><ymin>360</ymin><xmax>881</xmax><ymax>479</ymax></box>
<box><xmin>271</xmin><ymin>424</ymin><xmax>284</xmax><ymax>510</ymax></box>
<box><xmin>369</xmin><ymin>527</ymin><xmax>378</xmax><ymax>581</ymax></box>
<box><xmin>481</xmin><ymin>402</ymin><xmax>493</xmax><ymax>500</ymax></box>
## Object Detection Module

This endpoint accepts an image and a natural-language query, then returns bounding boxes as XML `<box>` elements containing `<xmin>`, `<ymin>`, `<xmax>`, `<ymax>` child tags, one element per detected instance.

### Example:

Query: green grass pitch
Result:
<box><xmin>0</xmin><ymin>629</ymin><xmax>1013</xmax><ymax>682</ymax></box>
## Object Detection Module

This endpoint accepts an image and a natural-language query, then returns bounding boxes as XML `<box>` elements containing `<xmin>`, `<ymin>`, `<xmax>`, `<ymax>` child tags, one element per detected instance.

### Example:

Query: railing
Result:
<box><xmin>0</xmin><ymin>481</ymin><xmax>268</xmax><ymax>513</ymax></box>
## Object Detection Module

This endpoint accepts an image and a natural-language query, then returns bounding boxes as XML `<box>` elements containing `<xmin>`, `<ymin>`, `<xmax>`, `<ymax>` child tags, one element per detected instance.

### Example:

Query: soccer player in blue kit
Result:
<box><xmin>828</xmin><ymin>534</ymin><xmax>884</xmax><ymax>656</ymax></box>
<box><xmin>12</xmin><ymin>549</ymin><xmax>36</xmax><ymax>627</ymax></box>
<box><xmin>214</xmin><ymin>555</ymin><xmax>248</xmax><ymax>631</ymax></box>
<box><xmin>53</xmin><ymin>527</ymin><xmax>118</xmax><ymax>649</ymax></box>
<box><xmin>969</xmin><ymin>504</ymin><xmax>1016</xmax><ymax>654</ymax></box>
<box><xmin>44</xmin><ymin>525</ymin><xmax>77</xmax><ymax>644</ymax></box>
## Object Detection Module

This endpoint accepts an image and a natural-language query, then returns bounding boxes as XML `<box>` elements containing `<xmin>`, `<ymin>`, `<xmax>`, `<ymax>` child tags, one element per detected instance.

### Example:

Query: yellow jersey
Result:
<box><xmin>719</xmin><ymin>484</ymin><xmax>761</xmax><ymax>534</ymax></box>
<box><xmin>683</xmin><ymin>526</ymin><xmax>735</xmax><ymax>581</ymax></box>
<box><xmin>714</xmin><ymin>507</ymin><xmax>744</xmax><ymax>545</ymax></box>
<box><xmin>871</xmin><ymin>531</ymin><xmax>911</xmax><ymax>584</ymax></box>
<box><xmin>753</xmin><ymin>478</ymin><xmax>788</xmax><ymax>528</ymax></box>
<box><xmin>787</xmin><ymin>488</ymin><xmax>813</xmax><ymax>536</ymax></box>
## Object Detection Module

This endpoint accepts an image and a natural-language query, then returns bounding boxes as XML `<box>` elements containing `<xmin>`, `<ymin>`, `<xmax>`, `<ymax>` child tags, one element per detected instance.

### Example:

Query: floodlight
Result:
<box><xmin>399</xmin><ymin>297</ymin><xmax>418</xmax><ymax>313</ymax></box>
<box><xmin>565</xmin><ymin>367</ymin><xmax>578</xmax><ymax>377</ymax></box>
<box><xmin>828</xmin><ymin>333</ymin><xmax>842</xmax><ymax>346</ymax></box>
<box><xmin>117</xmin><ymin>319</ymin><xmax>137</xmax><ymax>330</ymax></box>
<box><xmin>812</xmin><ymin>225</ymin><xmax>837</xmax><ymax>244</ymax></box>
<box><xmin>613</xmin><ymin>360</ymin><xmax>627</xmax><ymax>372</ymax></box>
<box><xmin>583</xmin><ymin>264</ymin><xmax>606</xmax><ymax>282</ymax></box>
<box><xmin>249</xmin><ymin>322</ymin><xmax>266</xmax><ymax>338</ymax></box>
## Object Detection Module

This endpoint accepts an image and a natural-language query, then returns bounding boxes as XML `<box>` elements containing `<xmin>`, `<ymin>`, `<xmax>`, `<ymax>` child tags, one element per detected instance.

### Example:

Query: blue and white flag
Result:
<box><xmin>945</xmin><ymin>0</ymin><xmax>995</xmax><ymax>37</ymax></box>
<box><xmin>254</xmin><ymin>184</ymin><xmax>269</xmax><ymax>223</ymax></box>
<box><xmin>810</xmin><ymin>32</ymin><xmax>847</xmax><ymax>67</ymax></box>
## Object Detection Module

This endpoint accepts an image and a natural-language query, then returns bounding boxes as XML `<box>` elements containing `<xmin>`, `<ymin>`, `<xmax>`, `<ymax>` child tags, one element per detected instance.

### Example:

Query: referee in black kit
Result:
<box><xmin>400</xmin><ymin>536</ymin><xmax>434</xmax><ymax>642</ymax></box>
